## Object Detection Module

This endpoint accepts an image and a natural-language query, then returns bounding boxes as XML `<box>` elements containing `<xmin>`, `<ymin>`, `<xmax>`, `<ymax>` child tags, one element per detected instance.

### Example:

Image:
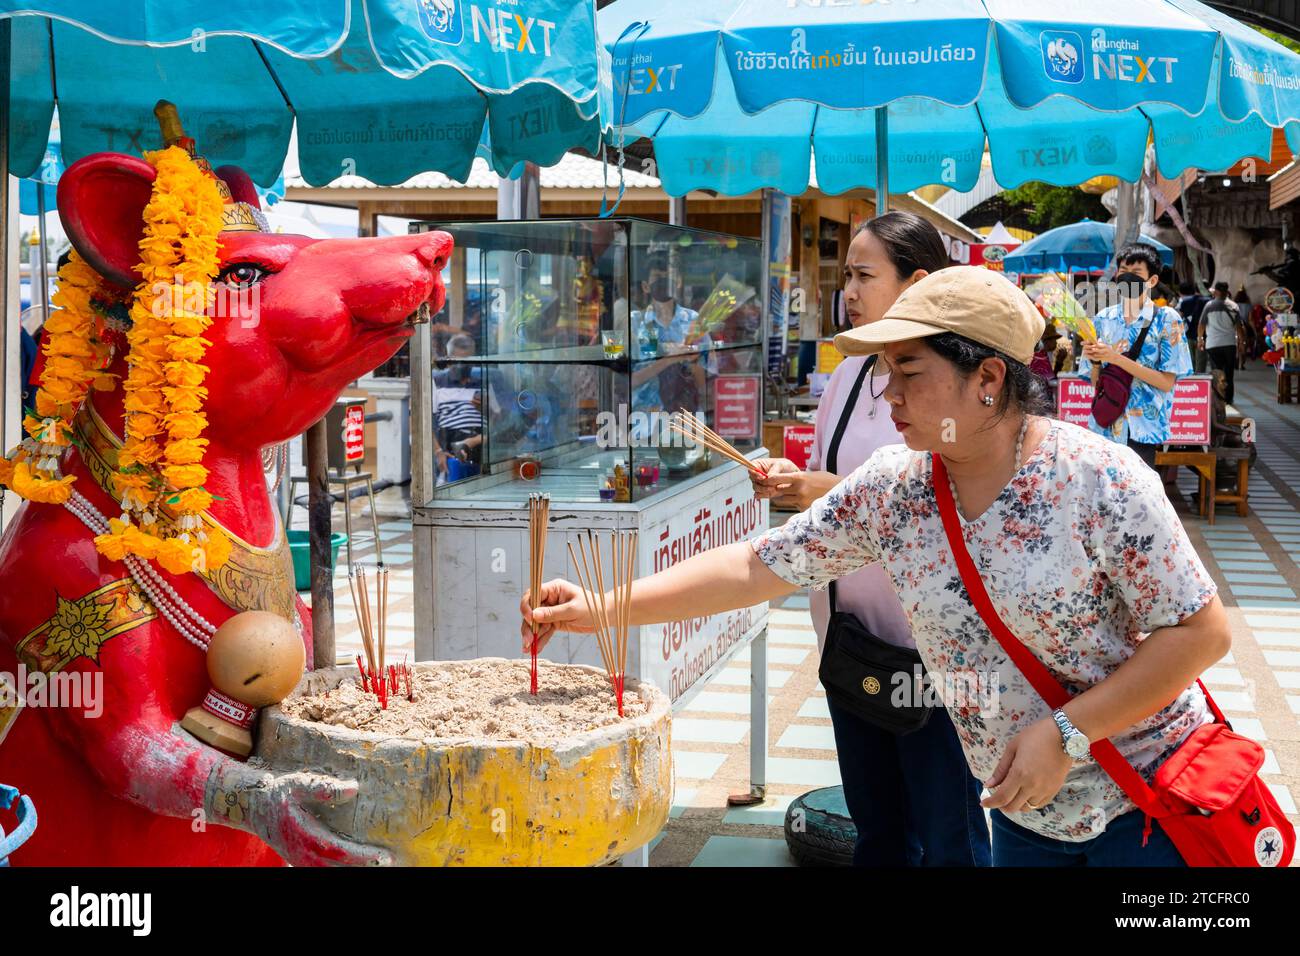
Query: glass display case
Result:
<box><xmin>410</xmin><ymin>218</ymin><xmax>765</xmax><ymax>504</ymax></box>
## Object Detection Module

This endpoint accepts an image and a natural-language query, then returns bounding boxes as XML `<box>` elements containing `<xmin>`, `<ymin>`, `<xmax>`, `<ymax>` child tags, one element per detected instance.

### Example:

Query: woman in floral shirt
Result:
<box><xmin>522</xmin><ymin>268</ymin><xmax>1231</xmax><ymax>867</ymax></box>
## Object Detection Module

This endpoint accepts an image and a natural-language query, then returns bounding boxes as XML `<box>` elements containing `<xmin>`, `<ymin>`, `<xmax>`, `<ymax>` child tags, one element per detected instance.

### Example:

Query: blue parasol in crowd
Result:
<box><xmin>1003</xmin><ymin>219</ymin><xmax>1175</xmax><ymax>274</ymax></box>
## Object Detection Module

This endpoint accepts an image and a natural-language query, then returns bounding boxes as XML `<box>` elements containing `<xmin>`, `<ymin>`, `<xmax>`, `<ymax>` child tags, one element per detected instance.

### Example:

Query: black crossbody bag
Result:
<box><xmin>816</xmin><ymin>357</ymin><xmax>932</xmax><ymax>734</ymax></box>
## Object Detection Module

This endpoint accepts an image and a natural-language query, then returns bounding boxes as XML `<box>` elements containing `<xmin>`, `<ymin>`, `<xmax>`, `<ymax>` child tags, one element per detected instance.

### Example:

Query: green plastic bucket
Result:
<box><xmin>287</xmin><ymin>530</ymin><xmax>348</xmax><ymax>591</ymax></box>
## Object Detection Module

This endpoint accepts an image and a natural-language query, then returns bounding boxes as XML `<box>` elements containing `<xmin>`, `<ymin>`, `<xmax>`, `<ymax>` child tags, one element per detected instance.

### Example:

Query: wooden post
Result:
<box><xmin>307</xmin><ymin>417</ymin><xmax>335</xmax><ymax>669</ymax></box>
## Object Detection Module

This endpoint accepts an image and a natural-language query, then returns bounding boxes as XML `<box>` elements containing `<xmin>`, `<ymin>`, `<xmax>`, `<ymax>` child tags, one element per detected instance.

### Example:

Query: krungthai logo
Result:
<box><xmin>1041</xmin><ymin>31</ymin><xmax>1083</xmax><ymax>84</ymax></box>
<box><xmin>417</xmin><ymin>0</ymin><xmax>464</xmax><ymax>45</ymax></box>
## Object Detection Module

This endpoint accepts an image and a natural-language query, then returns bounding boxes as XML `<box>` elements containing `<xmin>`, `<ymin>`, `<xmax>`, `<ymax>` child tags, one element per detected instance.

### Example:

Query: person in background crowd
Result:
<box><xmin>1077</xmin><ymin>243</ymin><xmax>1192</xmax><ymax>471</ymax></box>
<box><xmin>630</xmin><ymin>253</ymin><xmax>711</xmax><ymax>418</ymax></box>
<box><xmin>1177</xmin><ymin>281</ymin><xmax>1207</xmax><ymax>371</ymax></box>
<box><xmin>750</xmin><ymin>212</ymin><xmax>990</xmax><ymax>868</ymax></box>
<box><xmin>1199</xmin><ymin>282</ymin><xmax>1241</xmax><ymax>404</ymax></box>
<box><xmin>1249</xmin><ymin>300</ymin><xmax>1270</xmax><ymax>360</ymax></box>
<box><xmin>431</xmin><ymin>334</ymin><xmax>484</xmax><ymax>481</ymax></box>
<box><xmin>1233</xmin><ymin>288</ymin><xmax>1253</xmax><ymax>368</ymax></box>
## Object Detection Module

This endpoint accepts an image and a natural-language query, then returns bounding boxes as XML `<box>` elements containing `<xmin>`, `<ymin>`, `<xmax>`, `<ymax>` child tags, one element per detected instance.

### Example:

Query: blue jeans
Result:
<box><xmin>826</xmin><ymin>697</ymin><xmax>991</xmax><ymax>867</ymax></box>
<box><xmin>991</xmin><ymin>808</ymin><xmax>1187</xmax><ymax>867</ymax></box>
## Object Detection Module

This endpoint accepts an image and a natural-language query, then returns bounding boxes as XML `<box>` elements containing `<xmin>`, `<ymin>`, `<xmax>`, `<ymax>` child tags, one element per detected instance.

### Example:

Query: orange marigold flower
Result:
<box><xmin>121</xmin><ymin>524</ymin><xmax>163</xmax><ymax>560</ymax></box>
<box><xmin>162</xmin><ymin>463</ymin><xmax>208</xmax><ymax>489</ymax></box>
<box><xmin>164</xmin><ymin>336</ymin><xmax>211</xmax><ymax>362</ymax></box>
<box><xmin>163</xmin><ymin>438</ymin><xmax>208</xmax><ymax>465</ymax></box>
<box><xmin>163</xmin><ymin>411</ymin><xmax>208</xmax><ymax>439</ymax></box>
<box><xmin>174</xmin><ymin>488</ymin><xmax>214</xmax><ymax>513</ymax></box>
<box><xmin>156</xmin><ymin>537</ymin><xmax>204</xmax><ymax>575</ymax></box>
<box><xmin>94</xmin><ymin>530</ymin><xmax>131</xmax><ymax>562</ymax></box>
<box><xmin>163</xmin><ymin>361</ymin><xmax>209</xmax><ymax>388</ymax></box>
<box><xmin>163</xmin><ymin>387</ymin><xmax>208</xmax><ymax>412</ymax></box>
<box><xmin>11</xmin><ymin>460</ymin><xmax>74</xmax><ymax>504</ymax></box>
<box><xmin>203</xmin><ymin>527</ymin><xmax>232</xmax><ymax>570</ymax></box>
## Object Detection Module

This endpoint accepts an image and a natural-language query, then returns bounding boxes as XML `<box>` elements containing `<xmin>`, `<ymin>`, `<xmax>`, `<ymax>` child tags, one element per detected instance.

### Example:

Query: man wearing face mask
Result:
<box><xmin>1077</xmin><ymin>243</ymin><xmax>1193</xmax><ymax>469</ymax></box>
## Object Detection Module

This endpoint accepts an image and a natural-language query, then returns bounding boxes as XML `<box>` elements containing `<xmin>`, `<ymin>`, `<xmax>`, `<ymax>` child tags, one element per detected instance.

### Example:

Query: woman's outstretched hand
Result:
<box><xmin>520</xmin><ymin>579</ymin><xmax>597</xmax><ymax>654</ymax></box>
<box><xmin>981</xmin><ymin>716</ymin><xmax>1073</xmax><ymax>815</ymax></box>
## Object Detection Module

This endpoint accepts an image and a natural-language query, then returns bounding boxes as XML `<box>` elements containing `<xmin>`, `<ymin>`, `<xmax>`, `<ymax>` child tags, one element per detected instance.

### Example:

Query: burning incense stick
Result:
<box><xmin>670</xmin><ymin>409</ymin><xmax>766</xmax><ymax>478</ymax></box>
<box><xmin>527</xmin><ymin>493</ymin><xmax>550</xmax><ymax>694</ymax></box>
<box><xmin>349</xmin><ymin>559</ymin><xmax>394</xmax><ymax>707</ymax></box>
<box><xmin>568</xmin><ymin>529</ymin><xmax>636</xmax><ymax>716</ymax></box>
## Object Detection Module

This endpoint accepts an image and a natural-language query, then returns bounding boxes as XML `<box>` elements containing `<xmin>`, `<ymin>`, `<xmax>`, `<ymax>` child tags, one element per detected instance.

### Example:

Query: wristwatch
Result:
<box><xmin>1052</xmin><ymin>709</ymin><xmax>1091</xmax><ymax>760</ymax></box>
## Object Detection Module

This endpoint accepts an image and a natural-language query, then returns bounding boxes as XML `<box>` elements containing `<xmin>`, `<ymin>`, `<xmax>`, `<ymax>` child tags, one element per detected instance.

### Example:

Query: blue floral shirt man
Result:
<box><xmin>1076</xmin><ymin>300</ymin><xmax>1191</xmax><ymax>444</ymax></box>
<box><xmin>1075</xmin><ymin>244</ymin><xmax>1192</xmax><ymax>465</ymax></box>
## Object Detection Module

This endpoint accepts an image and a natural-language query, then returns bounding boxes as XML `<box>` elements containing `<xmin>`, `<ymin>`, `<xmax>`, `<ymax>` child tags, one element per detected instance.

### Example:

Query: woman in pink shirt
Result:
<box><xmin>751</xmin><ymin>213</ymin><xmax>990</xmax><ymax>866</ymax></box>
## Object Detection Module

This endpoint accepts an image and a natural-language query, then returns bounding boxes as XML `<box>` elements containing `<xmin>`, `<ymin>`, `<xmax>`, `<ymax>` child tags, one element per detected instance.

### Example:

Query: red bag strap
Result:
<box><xmin>930</xmin><ymin>453</ymin><xmax>1168</xmax><ymax>816</ymax></box>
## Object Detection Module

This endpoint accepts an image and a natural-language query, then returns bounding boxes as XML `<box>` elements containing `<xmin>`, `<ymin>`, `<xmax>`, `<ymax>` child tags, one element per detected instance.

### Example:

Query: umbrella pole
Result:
<box><xmin>0</xmin><ymin>18</ymin><xmax>10</xmax><ymax>536</ymax></box>
<box><xmin>875</xmin><ymin>106</ymin><xmax>889</xmax><ymax>217</ymax></box>
<box><xmin>35</xmin><ymin>183</ymin><xmax>49</xmax><ymax>322</ymax></box>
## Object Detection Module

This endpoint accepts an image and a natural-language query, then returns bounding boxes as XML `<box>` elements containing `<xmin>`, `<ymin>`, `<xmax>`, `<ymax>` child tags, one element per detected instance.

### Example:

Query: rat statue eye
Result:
<box><xmin>218</xmin><ymin>263</ymin><xmax>269</xmax><ymax>288</ymax></box>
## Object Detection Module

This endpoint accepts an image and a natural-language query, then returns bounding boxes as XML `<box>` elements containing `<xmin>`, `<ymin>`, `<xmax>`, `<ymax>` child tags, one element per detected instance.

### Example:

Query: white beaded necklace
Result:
<box><xmin>64</xmin><ymin>490</ymin><xmax>217</xmax><ymax>650</ymax></box>
<box><xmin>943</xmin><ymin>415</ymin><xmax>1032</xmax><ymax>522</ymax></box>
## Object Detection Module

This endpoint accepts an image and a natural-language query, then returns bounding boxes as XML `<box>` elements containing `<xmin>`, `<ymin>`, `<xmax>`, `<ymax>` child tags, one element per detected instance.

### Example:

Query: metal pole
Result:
<box><xmin>668</xmin><ymin>194</ymin><xmax>686</xmax><ymax>226</ymax></box>
<box><xmin>307</xmin><ymin>417</ymin><xmax>335</xmax><ymax>669</ymax></box>
<box><xmin>874</xmin><ymin>106</ymin><xmax>889</xmax><ymax>217</ymax></box>
<box><xmin>0</xmin><ymin>19</ymin><xmax>11</xmax><ymax>535</ymax></box>
<box><xmin>497</xmin><ymin>161</ymin><xmax>541</xmax><ymax>221</ymax></box>
<box><xmin>35</xmin><ymin>185</ymin><xmax>49</xmax><ymax>321</ymax></box>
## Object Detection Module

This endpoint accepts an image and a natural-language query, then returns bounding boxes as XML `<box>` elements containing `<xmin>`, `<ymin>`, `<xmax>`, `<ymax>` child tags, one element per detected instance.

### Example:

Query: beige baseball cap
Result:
<box><xmin>834</xmin><ymin>266</ymin><xmax>1045</xmax><ymax>366</ymax></box>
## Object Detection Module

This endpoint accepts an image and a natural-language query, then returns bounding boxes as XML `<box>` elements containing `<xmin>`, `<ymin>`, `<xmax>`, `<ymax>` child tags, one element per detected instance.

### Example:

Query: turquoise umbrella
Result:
<box><xmin>597</xmin><ymin>0</ymin><xmax>1300</xmax><ymax>198</ymax></box>
<box><xmin>1</xmin><ymin>0</ymin><xmax>603</xmax><ymax>185</ymax></box>
<box><xmin>1002</xmin><ymin>219</ymin><xmax>1175</xmax><ymax>274</ymax></box>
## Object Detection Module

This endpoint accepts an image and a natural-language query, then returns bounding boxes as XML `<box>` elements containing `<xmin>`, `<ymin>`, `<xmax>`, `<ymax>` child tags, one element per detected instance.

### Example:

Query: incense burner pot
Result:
<box><xmin>0</xmin><ymin>148</ymin><xmax>453</xmax><ymax>865</ymax></box>
<box><xmin>257</xmin><ymin>661</ymin><xmax>673</xmax><ymax>866</ymax></box>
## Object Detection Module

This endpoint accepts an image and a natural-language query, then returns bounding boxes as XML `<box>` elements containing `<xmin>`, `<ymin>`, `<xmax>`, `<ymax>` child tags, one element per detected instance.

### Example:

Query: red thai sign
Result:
<box><xmin>783</xmin><ymin>424</ymin><xmax>816</xmax><ymax>471</ymax></box>
<box><xmin>1054</xmin><ymin>375</ymin><xmax>1212</xmax><ymax>445</ymax></box>
<box><xmin>713</xmin><ymin>374</ymin><xmax>761</xmax><ymax>440</ymax></box>
<box><xmin>1169</xmin><ymin>377</ymin><xmax>1212</xmax><ymax>445</ymax></box>
<box><xmin>343</xmin><ymin>403</ymin><xmax>365</xmax><ymax>462</ymax></box>
<box><xmin>969</xmin><ymin>242</ymin><xmax>1019</xmax><ymax>272</ymax></box>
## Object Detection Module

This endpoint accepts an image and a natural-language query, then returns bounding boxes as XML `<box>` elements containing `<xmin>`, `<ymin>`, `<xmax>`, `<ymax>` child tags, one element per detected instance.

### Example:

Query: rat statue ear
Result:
<box><xmin>57</xmin><ymin>152</ymin><xmax>157</xmax><ymax>290</ymax></box>
<box><xmin>214</xmin><ymin>165</ymin><xmax>261</xmax><ymax>210</ymax></box>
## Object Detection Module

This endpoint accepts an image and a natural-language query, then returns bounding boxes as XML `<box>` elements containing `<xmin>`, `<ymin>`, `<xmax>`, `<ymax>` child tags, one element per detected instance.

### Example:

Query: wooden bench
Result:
<box><xmin>1154</xmin><ymin>448</ymin><xmax>1252</xmax><ymax>525</ymax></box>
<box><xmin>1280</xmin><ymin>369</ymin><xmax>1300</xmax><ymax>404</ymax></box>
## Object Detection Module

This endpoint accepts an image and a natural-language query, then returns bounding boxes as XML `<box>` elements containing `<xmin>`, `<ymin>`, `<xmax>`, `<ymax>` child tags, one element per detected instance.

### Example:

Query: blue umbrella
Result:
<box><xmin>1002</xmin><ymin>219</ymin><xmax>1174</xmax><ymax>274</ymax></box>
<box><xmin>18</xmin><ymin>132</ymin><xmax>61</xmax><ymax>216</ymax></box>
<box><xmin>1</xmin><ymin>0</ymin><xmax>603</xmax><ymax>185</ymax></box>
<box><xmin>597</xmin><ymin>0</ymin><xmax>1300</xmax><ymax>198</ymax></box>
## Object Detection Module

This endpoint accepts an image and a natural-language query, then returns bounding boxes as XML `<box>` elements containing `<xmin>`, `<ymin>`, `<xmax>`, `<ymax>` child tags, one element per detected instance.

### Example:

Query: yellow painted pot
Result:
<box><xmin>256</xmin><ymin>660</ymin><xmax>672</xmax><ymax>866</ymax></box>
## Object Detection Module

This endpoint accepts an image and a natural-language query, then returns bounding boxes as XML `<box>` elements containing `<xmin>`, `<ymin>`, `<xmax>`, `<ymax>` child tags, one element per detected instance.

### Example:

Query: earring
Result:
<box><xmin>981</xmin><ymin>395</ymin><xmax>994</xmax><ymax>406</ymax></box>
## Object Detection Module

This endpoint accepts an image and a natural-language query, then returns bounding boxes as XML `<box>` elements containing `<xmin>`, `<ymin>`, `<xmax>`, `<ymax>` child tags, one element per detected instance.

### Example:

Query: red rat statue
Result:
<box><xmin>0</xmin><ymin>148</ymin><xmax>452</xmax><ymax>866</ymax></box>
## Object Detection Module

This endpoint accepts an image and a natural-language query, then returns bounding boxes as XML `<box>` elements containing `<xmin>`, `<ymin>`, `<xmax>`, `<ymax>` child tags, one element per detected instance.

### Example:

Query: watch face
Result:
<box><xmin>1066</xmin><ymin>734</ymin><xmax>1091</xmax><ymax>759</ymax></box>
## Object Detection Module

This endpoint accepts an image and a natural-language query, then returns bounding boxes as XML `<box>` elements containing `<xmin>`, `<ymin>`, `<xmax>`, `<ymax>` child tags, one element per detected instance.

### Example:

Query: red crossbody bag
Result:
<box><xmin>932</xmin><ymin>454</ymin><xmax>1294</xmax><ymax>867</ymax></box>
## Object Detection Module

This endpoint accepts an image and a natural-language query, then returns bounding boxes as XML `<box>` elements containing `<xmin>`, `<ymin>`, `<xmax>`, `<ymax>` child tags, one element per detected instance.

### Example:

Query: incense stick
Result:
<box><xmin>568</xmin><ymin>529</ymin><xmax>637</xmax><ymax>716</ymax></box>
<box><xmin>527</xmin><ymin>494</ymin><xmax>550</xmax><ymax>694</ymax></box>
<box><xmin>670</xmin><ymin>410</ymin><xmax>766</xmax><ymax>477</ymax></box>
<box><xmin>349</xmin><ymin>568</ymin><xmax>377</xmax><ymax>677</ymax></box>
<box><xmin>377</xmin><ymin>563</ymin><xmax>389</xmax><ymax>675</ymax></box>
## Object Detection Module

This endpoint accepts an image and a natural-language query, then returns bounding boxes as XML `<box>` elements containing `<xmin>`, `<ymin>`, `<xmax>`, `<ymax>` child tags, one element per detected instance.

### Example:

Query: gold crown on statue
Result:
<box><xmin>153</xmin><ymin>100</ymin><xmax>266</xmax><ymax>234</ymax></box>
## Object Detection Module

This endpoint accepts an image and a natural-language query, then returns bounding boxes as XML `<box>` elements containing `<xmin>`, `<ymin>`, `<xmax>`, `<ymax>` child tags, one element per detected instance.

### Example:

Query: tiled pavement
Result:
<box><xmin>306</xmin><ymin>365</ymin><xmax>1300</xmax><ymax>866</ymax></box>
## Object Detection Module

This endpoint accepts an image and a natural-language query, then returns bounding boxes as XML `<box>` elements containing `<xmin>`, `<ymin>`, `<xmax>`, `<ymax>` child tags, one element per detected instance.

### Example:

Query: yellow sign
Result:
<box><xmin>862</xmin><ymin>676</ymin><xmax>881</xmax><ymax>695</ymax></box>
<box><xmin>817</xmin><ymin>339</ymin><xmax>845</xmax><ymax>375</ymax></box>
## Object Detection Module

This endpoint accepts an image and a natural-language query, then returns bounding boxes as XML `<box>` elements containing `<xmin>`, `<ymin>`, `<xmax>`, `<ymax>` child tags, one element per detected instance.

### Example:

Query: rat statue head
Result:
<box><xmin>58</xmin><ymin>152</ymin><xmax>452</xmax><ymax>452</ymax></box>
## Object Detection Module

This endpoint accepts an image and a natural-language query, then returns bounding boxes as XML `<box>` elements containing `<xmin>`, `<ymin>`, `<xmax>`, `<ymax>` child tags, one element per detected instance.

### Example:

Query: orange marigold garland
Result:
<box><xmin>0</xmin><ymin>251</ymin><xmax>117</xmax><ymax>504</ymax></box>
<box><xmin>94</xmin><ymin>144</ymin><xmax>230</xmax><ymax>575</ymax></box>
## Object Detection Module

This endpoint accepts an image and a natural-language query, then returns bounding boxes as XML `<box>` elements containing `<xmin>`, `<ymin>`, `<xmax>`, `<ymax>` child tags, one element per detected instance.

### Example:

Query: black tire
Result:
<box><xmin>784</xmin><ymin>786</ymin><xmax>856</xmax><ymax>867</ymax></box>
